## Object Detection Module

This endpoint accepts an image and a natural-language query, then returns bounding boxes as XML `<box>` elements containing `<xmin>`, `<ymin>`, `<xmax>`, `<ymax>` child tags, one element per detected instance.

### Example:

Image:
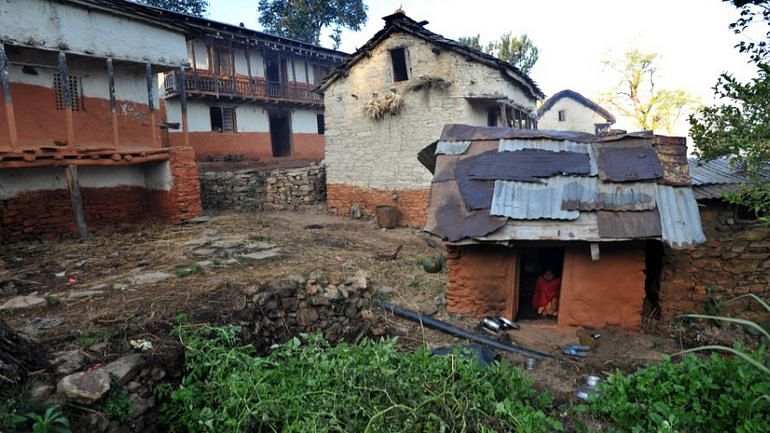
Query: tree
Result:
<box><xmin>601</xmin><ymin>49</ymin><xmax>697</xmax><ymax>133</ymax></box>
<box><xmin>257</xmin><ymin>0</ymin><xmax>367</xmax><ymax>49</ymax></box>
<box><xmin>687</xmin><ymin>0</ymin><xmax>770</xmax><ymax>218</ymax></box>
<box><xmin>457</xmin><ymin>33</ymin><xmax>540</xmax><ymax>74</ymax></box>
<box><xmin>137</xmin><ymin>0</ymin><xmax>208</xmax><ymax>16</ymax></box>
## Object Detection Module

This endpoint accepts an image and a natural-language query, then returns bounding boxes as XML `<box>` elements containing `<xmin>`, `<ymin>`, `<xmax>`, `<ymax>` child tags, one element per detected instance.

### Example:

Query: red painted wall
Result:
<box><xmin>171</xmin><ymin>131</ymin><xmax>325</xmax><ymax>162</ymax></box>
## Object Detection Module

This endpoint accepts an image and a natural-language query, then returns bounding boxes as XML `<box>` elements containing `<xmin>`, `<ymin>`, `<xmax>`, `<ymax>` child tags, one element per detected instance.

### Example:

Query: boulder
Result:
<box><xmin>0</xmin><ymin>295</ymin><xmax>46</xmax><ymax>310</ymax></box>
<box><xmin>52</xmin><ymin>350</ymin><xmax>85</xmax><ymax>375</ymax></box>
<box><xmin>102</xmin><ymin>354</ymin><xmax>144</xmax><ymax>385</ymax></box>
<box><xmin>130</xmin><ymin>272</ymin><xmax>172</xmax><ymax>285</ymax></box>
<box><xmin>57</xmin><ymin>370</ymin><xmax>110</xmax><ymax>404</ymax></box>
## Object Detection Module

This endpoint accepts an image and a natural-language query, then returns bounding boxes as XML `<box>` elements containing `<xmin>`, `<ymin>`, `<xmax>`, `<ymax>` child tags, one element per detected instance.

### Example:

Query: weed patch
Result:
<box><xmin>158</xmin><ymin>325</ymin><xmax>563</xmax><ymax>433</ymax></box>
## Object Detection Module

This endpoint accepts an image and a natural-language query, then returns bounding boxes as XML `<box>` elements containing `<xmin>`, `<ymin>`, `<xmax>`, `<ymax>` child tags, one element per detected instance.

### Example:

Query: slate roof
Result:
<box><xmin>315</xmin><ymin>12</ymin><xmax>544</xmax><ymax>100</ymax></box>
<box><xmin>422</xmin><ymin>125</ymin><xmax>705</xmax><ymax>249</ymax></box>
<box><xmin>537</xmin><ymin>89</ymin><xmax>616</xmax><ymax>123</ymax></box>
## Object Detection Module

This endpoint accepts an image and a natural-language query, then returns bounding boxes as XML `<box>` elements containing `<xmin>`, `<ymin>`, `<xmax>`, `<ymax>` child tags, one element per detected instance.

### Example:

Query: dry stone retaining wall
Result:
<box><xmin>199</xmin><ymin>164</ymin><xmax>326</xmax><ymax>210</ymax></box>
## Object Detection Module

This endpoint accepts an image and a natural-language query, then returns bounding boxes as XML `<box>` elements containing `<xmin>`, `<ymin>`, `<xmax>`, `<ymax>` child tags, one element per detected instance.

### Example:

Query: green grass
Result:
<box><xmin>75</xmin><ymin>329</ymin><xmax>110</xmax><ymax>349</ymax></box>
<box><xmin>175</xmin><ymin>263</ymin><xmax>202</xmax><ymax>278</ymax></box>
<box><xmin>157</xmin><ymin>325</ymin><xmax>563</xmax><ymax>433</ymax></box>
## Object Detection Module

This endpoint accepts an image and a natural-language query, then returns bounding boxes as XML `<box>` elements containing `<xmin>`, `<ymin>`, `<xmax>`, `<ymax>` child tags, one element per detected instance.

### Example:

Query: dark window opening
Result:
<box><xmin>516</xmin><ymin>247</ymin><xmax>564</xmax><ymax>322</ymax></box>
<box><xmin>269</xmin><ymin>111</ymin><xmax>292</xmax><ymax>157</ymax></box>
<box><xmin>316</xmin><ymin>114</ymin><xmax>325</xmax><ymax>134</ymax></box>
<box><xmin>643</xmin><ymin>240</ymin><xmax>663</xmax><ymax>321</ymax></box>
<box><xmin>265</xmin><ymin>55</ymin><xmax>281</xmax><ymax>83</ymax></box>
<box><xmin>595</xmin><ymin>123</ymin><xmax>611</xmax><ymax>135</ymax></box>
<box><xmin>558</xmin><ymin>110</ymin><xmax>566</xmax><ymax>121</ymax></box>
<box><xmin>210</xmin><ymin>106</ymin><xmax>236</xmax><ymax>132</ymax></box>
<box><xmin>390</xmin><ymin>48</ymin><xmax>409</xmax><ymax>82</ymax></box>
<box><xmin>486</xmin><ymin>108</ymin><xmax>498</xmax><ymax>127</ymax></box>
<box><xmin>734</xmin><ymin>204</ymin><xmax>761</xmax><ymax>221</ymax></box>
<box><xmin>53</xmin><ymin>73</ymin><xmax>82</xmax><ymax>111</ymax></box>
<box><xmin>213</xmin><ymin>47</ymin><xmax>233</xmax><ymax>76</ymax></box>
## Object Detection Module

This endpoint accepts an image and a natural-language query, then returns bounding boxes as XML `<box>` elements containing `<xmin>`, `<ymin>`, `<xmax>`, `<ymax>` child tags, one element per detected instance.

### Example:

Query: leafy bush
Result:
<box><xmin>104</xmin><ymin>378</ymin><xmax>133</xmax><ymax>423</ymax></box>
<box><xmin>158</xmin><ymin>325</ymin><xmax>563</xmax><ymax>433</ymax></box>
<box><xmin>592</xmin><ymin>350</ymin><xmax>770</xmax><ymax>433</ymax></box>
<box><xmin>25</xmin><ymin>407</ymin><xmax>72</xmax><ymax>433</ymax></box>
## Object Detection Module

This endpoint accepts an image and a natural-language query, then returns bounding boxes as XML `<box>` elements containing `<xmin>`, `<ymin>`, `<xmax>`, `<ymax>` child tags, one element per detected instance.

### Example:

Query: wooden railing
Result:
<box><xmin>164</xmin><ymin>72</ymin><xmax>322</xmax><ymax>104</ymax></box>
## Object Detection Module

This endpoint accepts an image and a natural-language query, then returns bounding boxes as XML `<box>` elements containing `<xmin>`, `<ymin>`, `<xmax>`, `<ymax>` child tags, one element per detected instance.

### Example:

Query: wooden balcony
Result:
<box><xmin>164</xmin><ymin>71</ymin><xmax>323</xmax><ymax>107</ymax></box>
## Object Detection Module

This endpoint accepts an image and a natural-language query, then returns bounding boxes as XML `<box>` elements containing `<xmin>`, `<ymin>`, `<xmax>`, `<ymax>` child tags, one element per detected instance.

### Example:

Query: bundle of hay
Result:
<box><xmin>364</xmin><ymin>91</ymin><xmax>404</xmax><ymax>120</ymax></box>
<box><xmin>407</xmin><ymin>75</ymin><xmax>452</xmax><ymax>93</ymax></box>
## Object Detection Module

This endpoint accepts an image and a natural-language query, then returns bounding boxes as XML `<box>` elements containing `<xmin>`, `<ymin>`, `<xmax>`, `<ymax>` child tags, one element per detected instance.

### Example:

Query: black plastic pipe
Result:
<box><xmin>377</xmin><ymin>301</ymin><xmax>555</xmax><ymax>360</ymax></box>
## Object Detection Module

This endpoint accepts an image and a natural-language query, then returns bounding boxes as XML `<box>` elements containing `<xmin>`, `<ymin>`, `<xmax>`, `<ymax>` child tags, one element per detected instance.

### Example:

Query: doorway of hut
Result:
<box><xmin>269</xmin><ymin>111</ymin><xmax>292</xmax><ymax>157</ymax></box>
<box><xmin>515</xmin><ymin>246</ymin><xmax>565</xmax><ymax>322</ymax></box>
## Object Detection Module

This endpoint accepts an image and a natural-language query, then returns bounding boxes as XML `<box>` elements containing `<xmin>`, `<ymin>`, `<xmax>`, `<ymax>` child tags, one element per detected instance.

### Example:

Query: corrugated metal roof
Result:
<box><xmin>596</xmin><ymin>210</ymin><xmax>662</xmax><ymax>239</ymax></box>
<box><xmin>693</xmin><ymin>184</ymin><xmax>738</xmax><ymax>200</ymax></box>
<box><xmin>466</xmin><ymin>149</ymin><xmax>591</xmax><ymax>181</ymax></box>
<box><xmin>688</xmin><ymin>158</ymin><xmax>747</xmax><ymax>186</ymax></box>
<box><xmin>561</xmin><ymin>178</ymin><xmax>655</xmax><ymax>211</ymax></box>
<box><xmin>653</xmin><ymin>185</ymin><xmax>706</xmax><ymax>248</ymax></box>
<box><xmin>499</xmin><ymin>139</ymin><xmax>599</xmax><ymax>175</ymax></box>
<box><xmin>477</xmin><ymin>213</ymin><xmax>601</xmax><ymax>241</ymax></box>
<box><xmin>435</xmin><ymin>141</ymin><xmax>471</xmax><ymax>155</ymax></box>
<box><xmin>596</xmin><ymin>144</ymin><xmax>664</xmax><ymax>182</ymax></box>
<box><xmin>491</xmin><ymin>178</ymin><xmax>580</xmax><ymax>220</ymax></box>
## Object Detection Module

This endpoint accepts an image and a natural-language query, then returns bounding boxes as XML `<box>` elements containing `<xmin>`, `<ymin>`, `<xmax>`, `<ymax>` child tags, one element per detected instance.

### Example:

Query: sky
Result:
<box><xmin>207</xmin><ymin>0</ymin><xmax>761</xmax><ymax>137</ymax></box>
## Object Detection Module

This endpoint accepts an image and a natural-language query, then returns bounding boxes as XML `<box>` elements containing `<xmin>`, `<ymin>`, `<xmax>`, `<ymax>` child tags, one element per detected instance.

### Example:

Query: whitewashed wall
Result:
<box><xmin>538</xmin><ymin>97</ymin><xmax>609</xmax><ymax>134</ymax></box>
<box><xmin>323</xmin><ymin>31</ymin><xmax>538</xmax><ymax>190</ymax></box>
<box><xmin>292</xmin><ymin>110</ymin><xmax>320</xmax><ymax>133</ymax></box>
<box><xmin>165</xmin><ymin>100</ymin><xmax>272</xmax><ymax>133</ymax></box>
<box><xmin>0</xmin><ymin>0</ymin><xmax>187</xmax><ymax>66</ymax></box>
<box><xmin>237</xmin><ymin>105</ymin><xmax>270</xmax><ymax>132</ymax></box>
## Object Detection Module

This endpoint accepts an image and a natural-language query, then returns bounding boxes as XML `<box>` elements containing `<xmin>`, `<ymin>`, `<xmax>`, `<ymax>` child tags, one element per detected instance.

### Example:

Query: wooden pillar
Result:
<box><xmin>189</xmin><ymin>39</ymin><xmax>199</xmax><ymax>89</ymax></box>
<box><xmin>145</xmin><ymin>63</ymin><xmax>157</xmax><ymax>147</ymax></box>
<box><xmin>229</xmin><ymin>40</ymin><xmax>237</xmax><ymax>96</ymax></box>
<box><xmin>499</xmin><ymin>102</ymin><xmax>508</xmax><ymax>128</ymax></box>
<box><xmin>177</xmin><ymin>66</ymin><xmax>189</xmax><ymax>147</ymax></box>
<box><xmin>245</xmin><ymin>44</ymin><xmax>253</xmax><ymax>95</ymax></box>
<box><xmin>64</xmin><ymin>165</ymin><xmax>88</xmax><ymax>241</ymax></box>
<box><xmin>58</xmin><ymin>52</ymin><xmax>75</xmax><ymax>150</ymax></box>
<box><xmin>106</xmin><ymin>58</ymin><xmax>119</xmax><ymax>150</ymax></box>
<box><xmin>0</xmin><ymin>43</ymin><xmax>18</xmax><ymax>150</ymax></box>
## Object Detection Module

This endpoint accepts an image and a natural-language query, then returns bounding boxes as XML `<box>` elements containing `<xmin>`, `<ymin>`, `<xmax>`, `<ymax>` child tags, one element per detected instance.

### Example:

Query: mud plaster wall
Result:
<box><xmin>659</xmin><ymin>201</ymin><xmax>770</xmax><ymax>321</ymax></box>
<box><xmin>0</xmin><ymin>147</ymin><xmax>201</xmax><ymax>242</ymax></box>
<box><xmin>0</xmin><ymin>0</ymin><xmax>187</xmax><ymax>66</ymax></box>
<box><xmin>537</xmin><ymin>97</ymin><xmax>607</xmax><ymax>134</ymax></box>
<box><xmin>165</xmin><ymin>100</ymin><xmax>324</xmax><ymax>161</ymax></box>
<box><xmin>0</xmin><ymin>60</ymin><xmax>161</xmax><ymax>149</ymax></box>
<box><xmin>559</xmin><ymin>242</ymin><xmax>646</xmax><ymax>329</ymax></box>
<box><xmin>323</xmin><ymin>31</ymin><xmax>537</xmax><ymax>220</ymax></box>
<box><xmin>199</xmin><ymin>164</ymin><xmax>325</xmax><ymax>210</ymax></box>
<box><xmin>445</xmin><ymin>245</ymin><xmax>517</xmax><ymax>319</ymax></box>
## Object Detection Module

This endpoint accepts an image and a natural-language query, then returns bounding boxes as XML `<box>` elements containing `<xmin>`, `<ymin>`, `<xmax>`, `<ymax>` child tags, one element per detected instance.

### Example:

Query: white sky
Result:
<box><xmin>207</xmin><ymin>0</ymin><xmax>760</xmax><ymax>137</ymax></box>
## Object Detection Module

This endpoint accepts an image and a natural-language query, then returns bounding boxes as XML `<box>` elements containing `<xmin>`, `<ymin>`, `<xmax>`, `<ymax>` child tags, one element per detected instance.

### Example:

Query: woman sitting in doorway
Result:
<box><xmin>532</xmin><ymin>269</ymin><xmax>561</xmax><ymax>317</ymax></box>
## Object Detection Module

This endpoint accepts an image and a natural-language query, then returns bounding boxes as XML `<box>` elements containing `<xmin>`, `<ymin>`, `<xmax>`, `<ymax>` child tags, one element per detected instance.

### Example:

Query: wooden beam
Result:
<box><xmin>245</xmin><ymin>44</ymin><xmax>253</xmax><ymax>94</ymax></box>
<box><xmin>64</xmin><ymin>165</ymin><xmax>89</xmax><ymax>241</ymax></box>
<box><xmin>145</xmin><ymin>62</ymin><xmax>157</xmax><ymax>147</ymax></box>
<box><xmin>229</xmin><ymin>40</ymin><xmax>237</xmax><ymax>96</ymax></box>
<box><xmin>106</xmin><ymin>58</ymin><xmax>119</xmax><ymax>150</ymax></box>
<box><xmin>0</xmin><ymin>43</ymin><xmax>18</xmax><ymax>150</ymax></box>
<box><xmin>178</xmin><ymin>67</ymin><xmax>190</xmax><ymax>147</ymax></box>
<box><xmin>590</xmin><ymin>243</ymin><xmax>600</xmax><ymax>261</ymax></box>
<box><xmin>58</xmin><ymin>52</ymin><xmax>75</xmax><ymax>150</ymax></box>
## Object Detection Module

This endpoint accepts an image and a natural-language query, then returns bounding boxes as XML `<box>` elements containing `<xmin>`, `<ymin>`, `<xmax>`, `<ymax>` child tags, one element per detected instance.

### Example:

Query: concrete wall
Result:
<box><xmin>538</xmin><ymin>97</ymin><xmax>607</xmax><ymax>134</ymax></box>
<box><xmin>323</xmin><ymin>31</ymin><xmax>538</xmax><ymax>225</ymax></box>
<box><xmin>0</xmin><ymin>0</ymin><xmax>187</xmax><ymax>66</ymax></box>
<box><xmin>659</xmin><ymin>201</ymin><xmax>770</xmax><ymax>321</ymax></box>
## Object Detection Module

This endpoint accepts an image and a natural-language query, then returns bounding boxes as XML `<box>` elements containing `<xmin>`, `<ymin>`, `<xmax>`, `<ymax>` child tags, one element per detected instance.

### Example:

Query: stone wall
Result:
<box><xmin>659</xmin><ymin>201</ymin><xmax>770</xmax><ymax>320</ymax></box>
<box><xmin>199</xmin><ymin>164</ymin><xmax>326</xmax><ymax>210</ymax></box>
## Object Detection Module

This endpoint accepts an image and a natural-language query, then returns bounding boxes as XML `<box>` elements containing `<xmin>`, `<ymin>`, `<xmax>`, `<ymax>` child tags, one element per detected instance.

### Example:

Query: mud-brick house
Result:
<box><xmin>537</xmin><ymin>89</ymin><xmax>616</xmax><ymax>135</ymax></box>
<box><xmin>420</xmin><ymin>124</ymin><xmax>705</xmax><ymax>329</ymax></box>
<box><xmin>656</xmin><ymin>158</ymin><xmax>770</xmax><ymax>320</ymax></box>
<box><xmin>0</xmin><ymin>0</ymin><xmax>202</xmax><ymax>242</ymax></box>
<box><xmin>317</xmin><ymin>11</ymin><xmax>544</xmax><ymax>227</ymax></box>
<box><xmin>161</xmin><ymin>17</ymin><xmax>346</xmax><ymax>162</ymax></box>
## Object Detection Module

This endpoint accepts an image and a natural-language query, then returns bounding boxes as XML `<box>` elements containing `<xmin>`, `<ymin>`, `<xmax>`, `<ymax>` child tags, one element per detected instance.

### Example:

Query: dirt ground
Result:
<box><xmin>1</xmin><ymin>209</ymin><xmax>684</xmax><ymax>400</ymax></box>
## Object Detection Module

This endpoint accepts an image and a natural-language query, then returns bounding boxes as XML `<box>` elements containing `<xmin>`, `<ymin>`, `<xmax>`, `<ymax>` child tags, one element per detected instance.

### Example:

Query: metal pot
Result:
<box><xmin>585</xmin><ymin>375</ymin><xmax>602</xmax><ymax>388</ymax></box>
<box><xmin>497</xmin><ymin>316</ymin><xmax>520</xmax><ymax>330</ymax></box>
<box><xmin>525</xmin><ymin>358</ymin><xmax>537</xmax><ymax>370</ymax></box>
<box><xmin>481</xmin><ymin>317</ymin><xmax>501</xmax><ymax>332</ymax></box>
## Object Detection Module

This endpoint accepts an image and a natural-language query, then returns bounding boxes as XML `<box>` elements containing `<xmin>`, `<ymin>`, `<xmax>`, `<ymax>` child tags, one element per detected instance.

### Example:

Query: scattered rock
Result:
<box><xmin>360</xmin><ymin>309</ymin><xmax>374</xmax><ymax>320</ymax></box>
<box><xmin>378</xmin><ymin>286</ymin><xmax>396</xmax><ymax>295</ymax></box>
<box><xmin>87</xmin><ymin>412</ymin><xmax>110</xmax><ymax>433</ymax></box>
<box><xmin>371</xmin><ymin>327</ymin><xmax>386</xmax><ymax>336</ymax></box>
<box><xmin>419</xmin><ymin>302</ymin><xmax>438</xmax><ymax>317</ymax></box>
<box><xmin>57</xmin><ymin>370</ymin><xmax>110</xmax><ymax>404</ymax></box>
<box><xmin>243</xmin><ymin>241</ymin><xmax>278</xmax><ymax>252</ymax></box>
<box><xmin>67</xmin><ymin>290</ymin><xmax>105</xmax><ymax>300</ymax></box>
<box><xmin>239</xmin><ymin>248</ymin><xmax>281</xmax><ymax>261</ymax></box>
<box><xmin>150</xmin><ymin>367</ymin><xmax>166</xmax><ymax>382</ymax></box>
<box><xmin>128</xmin><ymin>393</ymin><xmax>154</xmax><ymax>417</ymax></box>
<box><xmin>30</xmin><ymin>384</ymin><xmax>55</xmax><ymax>400</ymax></box>
<box><xmin>191</xmin><ymin>248</ymin><xmax>216</xmax><ymax>257</ymax></box>
<box><xmin>130</xmin><ymin>272</ymin><xmax>172</xmax><ymax>285</ymax></box>
<box><xmin>89</xmin><ymin>342</ymin><xmax>109</xmax><ymax>353</ymax></box>
<box><xmin>184</xmin><ymin>237</ymin><xmax>214</xmax><ymax>247</ymax></box>
<box><xmin>346</xmin><ymin>270</ymin><xmax>369</xmax><ymax>291</ymax></box>
<box><xmin>196</xmin><ymin>260</ymin><xmax>215</xmax><ymax>269</ymax></box>
<box><xmin>52</xmin><ymin>350</ymin><xmax>85</xmax><ymax>375</ymax></box>
<box><xmin>187</xmin><ymin>215</ymin><xmax>210</xmax><ymax>224</ymax></box>
<box><xmin>125</xmin><ymin>381</ymin><xmax>142</xmax><ymax>392</ymax></box>
<box><xmin>211</xmin><ymin>237</ymin><xmax>246</xmax><ymax>249</ymax></box>
<box><xmin>102</xmin><ymin>354</ymin><xmax>145</xmax><ymax>385</ymax></box>
<box><xmin>0</xmin><ymin>295</ymin><xmax>46</xmax><ymax>310</ymax></box>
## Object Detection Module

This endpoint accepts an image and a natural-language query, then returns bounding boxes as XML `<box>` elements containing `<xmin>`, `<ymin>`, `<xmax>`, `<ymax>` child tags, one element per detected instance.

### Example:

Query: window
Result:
<box><xmin>390</xmin><ymin>48</ymin><xmax>409</xmax><ymax>82</ymax></box>
<box><xmin>486</xmin><ymin>108</ymin><xmax>498</xmax><ymax>127</ymax></box>
<box><xmin>558</xmin><ymin>110</ymin><xmax>566</xmax><ymax>122</ymax></box>
<box><xmin>316</xmin><ymin>114</ymin><xmax>325</xmax><ymax>134</ymax></box>
<box><xmin>53</xmin><ymin>73</ymin><xmax>82</xmax><ymax>111</ymax></box>
<box><xmin>210</xmin><ymin>107</ymin><xmax>236</xmax><ymax>132</ymax></box>
<box><xmin>213</xmin><ymin>47</ymin><xmax>233</xmax><ymax>76</ymax></box>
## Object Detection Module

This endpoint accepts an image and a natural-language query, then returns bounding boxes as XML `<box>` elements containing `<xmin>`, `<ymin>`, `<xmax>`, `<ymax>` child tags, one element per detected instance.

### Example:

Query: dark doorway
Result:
<box><xmin>265</xmin><ymin>56</ymin><xmax>281</xmax><ymax>83</ymax></box>
<box><xmin>516</xmin><ymin>247</ymin><xmax>565</xmax><ymax>321</ymax></box>
<box><xmin>269</xmin><ymin>112</ymin><xmax>292</xmax><ymax>157</ymax></box>
<box><xmin>643</xmin><ymin>240</ymin><xmax>663</xmax><ymax>320</ymax></box>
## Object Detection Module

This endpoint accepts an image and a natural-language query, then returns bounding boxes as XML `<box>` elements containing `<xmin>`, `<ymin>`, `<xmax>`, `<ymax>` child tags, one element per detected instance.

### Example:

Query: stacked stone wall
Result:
<box><xmin>199</xmin><ymin>164</ymin><xmax>325</xmax><ymax>210</ymax></box>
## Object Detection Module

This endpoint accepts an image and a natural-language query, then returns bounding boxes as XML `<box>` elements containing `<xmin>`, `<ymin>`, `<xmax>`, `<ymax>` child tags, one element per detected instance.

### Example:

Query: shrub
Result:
<box><xmin>158</xmin><ymin>325</ymin><xmax>563</xmax><ymax>433</ymax></box>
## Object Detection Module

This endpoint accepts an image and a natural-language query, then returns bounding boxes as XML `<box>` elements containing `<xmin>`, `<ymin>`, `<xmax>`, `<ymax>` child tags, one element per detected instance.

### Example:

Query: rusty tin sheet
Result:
<box><xmin>561</xmin><ymin>178</ymin><xmax>656</xmax><ymax>211</ymax></box>
<box><xmin>424</xmin><ymin>180</ymin><xmax>507</xmax><ymax>242</ymax></box>
<box><xmin>440</xmin><ymin>124</ymin><xmax>598</xmax><ymax>143</ymax></box>
<box><xmin>595</xmin><ymin>144</ymin><xmax>664</xmax><ymax>182</ymax></box>
<box><xmin>596</xmin><ymin>210</ymin><xmax>662</xmax><ymax>239</ymax></box>
<box><xmin>463</xmin><ymin>149</ymin><xmax>591</xmax><ymax>181</ymax></box>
